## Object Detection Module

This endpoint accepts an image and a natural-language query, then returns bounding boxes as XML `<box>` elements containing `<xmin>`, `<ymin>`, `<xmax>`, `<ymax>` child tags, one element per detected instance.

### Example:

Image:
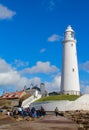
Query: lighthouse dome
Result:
<box><xmin>65</xmin><ymin>25</ymin><xmax>74</xmax><ymax>32</ymax></box>
<box><xmin>63</xmin><ymin>25</ymin><xmax>75</xmax><ymax>42</ymax></box>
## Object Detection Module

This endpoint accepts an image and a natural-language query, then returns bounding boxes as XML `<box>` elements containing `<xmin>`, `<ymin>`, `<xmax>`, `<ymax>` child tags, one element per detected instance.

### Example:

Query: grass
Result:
<box><xmin>36</xmin><ymin>95</ymin><xmax>80</xmax><ymax>102</ymax></box>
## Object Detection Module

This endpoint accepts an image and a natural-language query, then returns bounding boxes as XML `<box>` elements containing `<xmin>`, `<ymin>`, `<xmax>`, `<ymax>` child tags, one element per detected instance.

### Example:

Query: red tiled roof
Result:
<box><xmin>16</xmin><ymin>91</ymin><xmax>23</xmax><ymax>97</ymax></box>
<box><xmin>2</xmin><ymin>90</ymin><xmax>25</xmax><ymax>99</ymax></box>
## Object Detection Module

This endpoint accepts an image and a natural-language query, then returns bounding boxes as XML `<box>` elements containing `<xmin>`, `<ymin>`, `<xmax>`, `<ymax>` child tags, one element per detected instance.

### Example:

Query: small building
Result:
<box><xmin>2</xmin><ymin>90</ymin><xmax>26</xmax><ymax>99</ymax></box>
<box><xmin>0</xmin><ymin>90</ymin><xmax>27</xmax><ymax>107</ymax></box>
<box><xmin>25</xmin><ymin>87</ymin><xmax>40</xmax><ymax>98</ymax></box>
<box><xmin>40</xmin><ymin>83</ymin><xmax>46</xmax><ymax>96</ymax></box>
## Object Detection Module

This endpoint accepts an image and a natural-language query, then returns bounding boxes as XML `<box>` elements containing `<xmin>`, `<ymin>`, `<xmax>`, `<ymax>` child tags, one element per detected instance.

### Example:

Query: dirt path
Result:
<box><xmin>0</xmin><ymin>115</ymin><xmax>78</xmax><ymax>130</ymax></box>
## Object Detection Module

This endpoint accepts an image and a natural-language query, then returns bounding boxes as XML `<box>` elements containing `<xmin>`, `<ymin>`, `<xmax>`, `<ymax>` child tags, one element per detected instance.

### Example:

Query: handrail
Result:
<box><xmin>22</xmin><ymin>94</ymin><xmax>42</xmax><ymax>108</ymax></box>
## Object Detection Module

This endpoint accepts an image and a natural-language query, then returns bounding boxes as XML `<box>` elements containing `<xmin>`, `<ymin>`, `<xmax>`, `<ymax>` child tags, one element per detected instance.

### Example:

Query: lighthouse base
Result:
<box><xmin>60</xmin><ymin>90</ymin><xmax>80</xmax><ymax>95</ymax></box>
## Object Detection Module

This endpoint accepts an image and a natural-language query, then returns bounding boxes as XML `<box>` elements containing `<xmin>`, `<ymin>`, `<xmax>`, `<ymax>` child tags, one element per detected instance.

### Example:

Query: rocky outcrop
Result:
<box><xmin>63</xmin><ymin>110</ymin><xmax>89</xmax><ymax>130</ymax></box>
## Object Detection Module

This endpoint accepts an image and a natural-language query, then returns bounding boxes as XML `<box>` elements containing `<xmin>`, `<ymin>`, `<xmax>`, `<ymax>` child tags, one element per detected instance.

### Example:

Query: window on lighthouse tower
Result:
<box><xmin>72</xmin><ymin>68</ymin><xmax>75</xmax><ymax>72</ymax></box>
<box><xmin>71</xmin><ymin>32</ymin><xmax>74</xmax><ymax>38</ymax></box>
<box><xmin>71</xmin><ymin>44</ymin><xmax>73</xmax><ymax>46</ymax></box>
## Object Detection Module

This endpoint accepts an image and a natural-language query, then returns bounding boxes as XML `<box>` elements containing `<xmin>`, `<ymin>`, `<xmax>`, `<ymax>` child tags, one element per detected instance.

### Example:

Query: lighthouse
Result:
<box><xmin>60</xmin><ymin>25</ymin><xmax>80</xmax><ymax>95</ymax></box>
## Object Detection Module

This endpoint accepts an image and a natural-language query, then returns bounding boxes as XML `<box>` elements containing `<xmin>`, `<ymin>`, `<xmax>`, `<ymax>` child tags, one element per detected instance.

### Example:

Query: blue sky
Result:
<box><xmin>0</xmin><ymin>0</ymin><xmax>89</xmax><ymax>95</ymax></box>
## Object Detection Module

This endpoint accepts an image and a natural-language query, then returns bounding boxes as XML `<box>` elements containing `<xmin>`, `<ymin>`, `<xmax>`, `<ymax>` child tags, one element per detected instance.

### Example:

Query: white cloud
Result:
<box><xmin>0</xmin><ymin>4</ymin><xmax>16</xmax><ymax>19</ymax></box>
<box><xmin>83</xmin><ymin>86</ymin><xmax>89</xmax><ymax>94</ymax></box>
<box><xmin>0</xmin><ymin>58</ymin><xmax>60</xmax><ymax>93</ymax></box>
<box><xmin>43</xmin><ymin>0</ymin><xmax>62</xmax><ymax>11</ymax></box>
<box><xmin>20</xmin><ymin>61</ymin><xmax>59</xmax><ymax>74</ymax></box>
<box><xmin>0</xmin><ymin>58</ymin><xmax>30</xmax><ymax>90</ymax></box>
<box><xmin>27</xmin><ymin>75</ymin><xmax>61</xmax><ymax>93</ymax></box>
<box><xmin>28</xmin><ymin>74</ymin><xmax>61</xmax><ymax>93</ymax></box>
<box><xmin>79</xmin><ymin>61</ymin><xmax>89</xmax><ymax>93</ymax></box>
<box><xmin>13</xmin><ymin>59</ymin><xmax>29</xmax><ymax>68</ymax></box>
<box><xmin>81</xmin><ymin>85</ymin><xmax>89</xmax><ymax>94</ymax></box>
<box><xmin>0</xmin><ymin>71</ymin><xmax>21</xmax><ymax>86</ymax></box>
<box><xmin>80</xmin><ymin>80</ymin><xmax>89</xmax><ymax>94</ymax></box>
<box><xmin>48</xmin><ymin>34</ymin><xmax>62</xmax><ymax>42</ymax></box>
<box><xmin>43</xmin><ymin>0</ymin><xmax>56</xmax><ymax>11</ymax></box>
<box><xmin>80</xmin><ymin>80</ymin><xmax>89</xmax><ymax>86</ymax></box>
<box><xmin>48</xmin><ymin>0</ymin><xmax>55</xmax><ymax>11</ymax></box>
<box><xmin>40</xmin><ymin>48</ymin><xmax>46</xmax><ymax>53</ymax></box>
<box><xmin>0</xmin><ymin>58</ymin><xmax>12</xmax><ymax>73</ymax></box>
<box><xmin>79</xmin><ymin>61</ymin><xmax>89</xmax><ymax>73</ymax></box>
<box><xmin>45</xmin><ymin>75</ymin><xmax>61</xmax><ymax>92</ymax></box>
<box><xmin>29</xmin><ymin>77</ymin><xmax>41</xmax><ymax>86</ymax></box>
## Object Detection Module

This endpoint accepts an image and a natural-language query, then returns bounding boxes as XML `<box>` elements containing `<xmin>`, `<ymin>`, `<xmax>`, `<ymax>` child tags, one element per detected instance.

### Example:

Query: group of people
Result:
<box><xmin>6</xmin><ymin>106</ymin><xmax>62</xmax><ymax>118</ymax></box>
<box><xmin>11</xmin><ymin>106</ymin><xmax>46</xmax><ymax>118</ymax></box>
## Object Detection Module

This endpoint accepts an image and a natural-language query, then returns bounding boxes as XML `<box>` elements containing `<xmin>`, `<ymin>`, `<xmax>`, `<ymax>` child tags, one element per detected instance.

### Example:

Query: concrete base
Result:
<box><xmin>60</xmin><ymin>91</ymin><xmax>80</xmax><ymax>95</ymax></box>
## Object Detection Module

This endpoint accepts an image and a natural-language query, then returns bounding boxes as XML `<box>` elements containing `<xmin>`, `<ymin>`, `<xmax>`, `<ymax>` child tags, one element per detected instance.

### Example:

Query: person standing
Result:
<box><xmin>55</xmin><ymin>107</ymin><xmax>59</xmax><ymax>116</ymax></box>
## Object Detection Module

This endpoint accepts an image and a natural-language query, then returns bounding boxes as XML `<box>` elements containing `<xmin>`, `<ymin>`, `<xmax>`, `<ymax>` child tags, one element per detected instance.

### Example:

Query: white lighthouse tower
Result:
<box><xmin>60</xmin><ymin>25</ymin><xmax>80</xmax><ymax>95</ymax></box>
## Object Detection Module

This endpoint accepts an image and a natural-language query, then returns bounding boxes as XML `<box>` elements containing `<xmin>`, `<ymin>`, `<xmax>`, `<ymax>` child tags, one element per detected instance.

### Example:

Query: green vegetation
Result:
<box><xmin>36</xmin><ymin>95</ymin><xmax>80</xmax><ymax>102</ymax></box>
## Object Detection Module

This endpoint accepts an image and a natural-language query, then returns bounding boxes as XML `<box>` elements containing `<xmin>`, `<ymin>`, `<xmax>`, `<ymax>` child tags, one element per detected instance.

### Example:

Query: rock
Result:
<box><xmin>64</xmin><ymin>110</ymin><xmax>89</xmax><ymax>129</ymax></box>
